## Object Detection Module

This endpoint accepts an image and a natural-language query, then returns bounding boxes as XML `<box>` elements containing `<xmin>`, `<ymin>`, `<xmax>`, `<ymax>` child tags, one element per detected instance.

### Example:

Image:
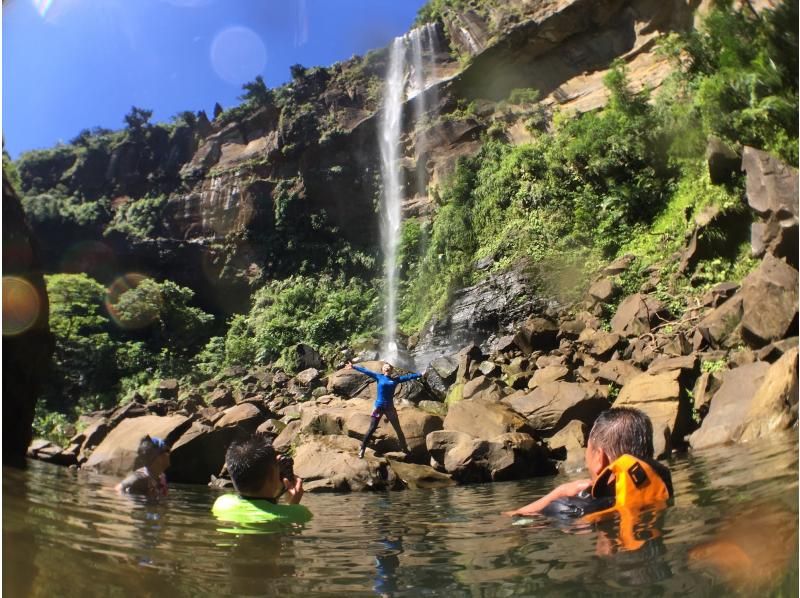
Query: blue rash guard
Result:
<box><xmin>353</xmin><ymin>365</ymin><xmax>422</xmax><ymax>410</ymax></box>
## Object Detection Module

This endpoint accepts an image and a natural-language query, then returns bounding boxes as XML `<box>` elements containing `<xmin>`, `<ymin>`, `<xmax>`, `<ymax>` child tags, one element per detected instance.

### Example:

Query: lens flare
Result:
<box><xmin>31</xmin><ymin>0</ymin><xmax>55</xmax><ymax>17</ymax></box>
<box><xmin>3</xmin><ymin>276</ymin><xmax>42</xmax><ymax>336</ymax></box>
<box><xmin>210</xmin><ymin>26</ymin><xmax>267</xmax><ymax>86</ymax></box>
<box><xmin>105</xmin><ymin>273</ymin><xmax>160</xmax><ymax>330</ymax></box>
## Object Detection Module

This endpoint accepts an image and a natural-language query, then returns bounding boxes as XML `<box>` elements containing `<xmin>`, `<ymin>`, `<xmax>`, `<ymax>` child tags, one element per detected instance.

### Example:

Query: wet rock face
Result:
<box><xmin>3</xmin><ymin>173</ymin><xmax>53</xmax><ymax>466</ymax></box>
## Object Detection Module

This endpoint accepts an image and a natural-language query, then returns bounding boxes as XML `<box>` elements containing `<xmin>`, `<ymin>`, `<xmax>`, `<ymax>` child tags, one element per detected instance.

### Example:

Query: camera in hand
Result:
<box><xmin>278</xmin><ymin>453</ymin><xmax>295</xmax><ymax>481</ymax></box>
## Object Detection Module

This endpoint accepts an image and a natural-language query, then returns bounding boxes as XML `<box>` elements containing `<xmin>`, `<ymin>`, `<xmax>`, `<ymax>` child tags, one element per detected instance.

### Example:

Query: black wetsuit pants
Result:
<box><xmin>360</xmin><ymin>406</ymin><xmax>408</xmax><ymax>454</ymax></box>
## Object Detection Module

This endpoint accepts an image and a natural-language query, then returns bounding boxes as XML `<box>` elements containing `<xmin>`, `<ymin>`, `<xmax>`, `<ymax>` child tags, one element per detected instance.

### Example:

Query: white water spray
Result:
<box><xmin>378</xmin><ymin>25</ymin><xmax>440</xmax><ymax>363</ymax></box>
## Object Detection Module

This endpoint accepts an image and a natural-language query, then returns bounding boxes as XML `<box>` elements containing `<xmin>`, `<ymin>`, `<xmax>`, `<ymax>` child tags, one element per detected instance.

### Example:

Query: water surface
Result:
<box><xmin>4</xmin><ymin>437</ymin><xmax>798</xmax><ymax>597</ymax></box>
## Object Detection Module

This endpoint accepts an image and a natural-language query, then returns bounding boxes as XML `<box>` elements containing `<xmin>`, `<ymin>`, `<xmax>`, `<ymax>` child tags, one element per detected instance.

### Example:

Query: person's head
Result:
<box><xmin>585</xmin><ymin>407</ymin><xmax>654</xmax><ymax>480</ymax></box>
<box><xmin>134</xmin><ymin>435</ymin><xmax>171</xmax><ymax>474</ymax></box>
<box><xmin>381</xmin><ymin>362</ymin><xmax>394</xmax><ymax>376</ymax></box>
<box><xmin>225</xmin><ymin>435</ymin><xmax>282</xmax><ymax>499</ymax></box>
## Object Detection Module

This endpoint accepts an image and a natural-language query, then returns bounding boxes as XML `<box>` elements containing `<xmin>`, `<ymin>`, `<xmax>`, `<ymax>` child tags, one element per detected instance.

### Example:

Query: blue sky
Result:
<box><xmin>2</xmin><ymin>0</ymin><xmax>426</xmax><ymax>158</ymax></box>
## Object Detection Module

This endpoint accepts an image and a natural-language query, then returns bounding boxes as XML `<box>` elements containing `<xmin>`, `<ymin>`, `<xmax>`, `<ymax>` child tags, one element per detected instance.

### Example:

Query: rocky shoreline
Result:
<box><xmin>28</xmin><ymin>145</ymin><xmax>798</xmax><ymax>492</ymax></box>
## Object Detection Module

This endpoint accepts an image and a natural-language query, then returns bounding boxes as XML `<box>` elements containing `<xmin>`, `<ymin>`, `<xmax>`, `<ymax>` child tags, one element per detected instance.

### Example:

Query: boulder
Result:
<box><xmin>688</xmin><ymin>361</ymin><xmax>771</xmax><ymax>450</ymax></box>
<box><xmin>461</xmin><ymin>375</ymin><xmax>503</xmax><ymax>401</ymax></box>
<box><xmin>256</xmin><ymin>418</ymin><xmax>286</xmax><ymax>437</ymax></box>
<box><xmin>739</xmin><ymin>254</ymin><xmax>798</xmax><ymax>348</ymax></box>
<box><xmin>601</xmin><ymin>255</ymin><xmax>634</xmax><ymax>276</ymax></box>
<box><xmin>593</xmin><ymin>360</ymin><xmax>642</xmax><ymax>386</ymax></box>
<box><xmin>213</xmin><ymin>403</ymin><xmax>265</xmax><ymax>431</ymax></box>
<box><xmin>423</xmin><ymin>366</ymin><xmax>449</xmax><ymax>400</ymax></box>
<box><xmin>692</xmin><ymin>371</ymin><xmax>724</xmax><ymax>417</ymax></box>
<box><xmin>707</xmin><ymin>136</ymin><xmax>740</xmax><ymax>185</ymax></box>
<box><xmin>737</xmin><ymin>347</ymin><xmax>798</xmax><ymax>442</ymax></box>
<box><xmin>611</xmin><ymin>294</ymin><xmax>668</xmax><ymax>337</ymax></box>
<box><xmin>208</xmin><ymin>387</ymin><xmax>235</xmax><ymax>409</ymax></box>
<box><xmin>426</xmin><ymin>430</ymin><xmax>473</xmax><ymax>470</ymax></box>
<box><xmin>293</xmin><ymin>343</ymin><xmax>324</xmax><ymax>370</ymax></box>
<box><xmin>588</xmin><ymin>278</ymin><xmax>618</xmax><ymax>304</ymax></box>
<box><xmin>547</xmin><ymin>419</ymin><xmax>587</xmax><ymax>473</ymax></box>
<box><xmin>169</xmin><ymin>421</ymin><xmax>241</xmax><ymax>484</ymax></box>
<box><xmin>430</xmin><ymin>355</ymin><xmax>459</xmax><ymax>381</ymax></box>
<box><xmin>477</xmin><ymin>361</ymin><xmax>500</xmax><ymax>377</ymax></box>
<box><xmin>293</xmin><ymin>435</ymin><xmax>400</xmax><ymax>492</ymax></box>
<box><xmin>295</xmin><ymin>368</ymin><xmax>322</xmax><ymax>387</ymax></box>
<box><xmin>701</xmin><ymin>282</ymin><xmax>740</xmax><ymax>308</ymax></box>
<box><xmin>156</xmin><ymin>379</ymin><xmax>179</xmax><ymax>400</ymax></box>
<box><xmin>75</xmin><ymin>417</ymin><xmax>111</xmax><ymax>462</ymax></box>
<box><xmin>83</xmin><ymin>414</ymin><xmax>191</xmax><ymax>477</ymax></box>
<box><xmin>455</xmin><ymin>344</ymin><xmax>484</xmax><ymax>383</ymax></box>
<box><xmin>528</xmin><ymin>365</ymin><xmax>570</xmax><ymax>389</ymax></box>
<box><xmin>505</xmin><ymin>382</ymin><xmax>608</xmax><ymax>436</ymax></box>
<box><xmin>757</xmin><ymin>336</ymin><xmax>799</xmax><ymax>363</ymax></box>
<box><xmin>327</xmin><ymin>365</ymin><xmax>375</xmax><ymax>398</ymax></box>
<box><xmin>444</xmin><ymin>398</ymin><xmax>532</xmax><ymax>439</ymax></box>
<box><xmin>273</xmin><ymin>419</ymin><xmax>302</xmax><ymax>450</ymax></box>
<box><xmin>513</xmin><ymin>318</ymin><xmax>559</xmax><ymax>354</ymax></box>
<box><xmin>578</xmin><ymin>329</ymin><xmax>622</xmax><ymax>358</ymax></box>
<box><xmin>386</xmin><ymin>460</ymin><xmax>456</xmax><ymax>489</ymax></box>
<box><xmin>615</xmin><ymin>370</ymin><xmax>689</xmax><ymax>457</ymax></box>
<box><xmin>696</xmin><ymin>294</ymin><xmax>744</xmax><ymax>349</ymax></box>
<box><xmin>442</xmin><ymin>433</ymin><xmax>552</xmax><ymax>483</ymax></box>
<box><xmin>648</xmin><ymin>355</ymin><xmax>698</xmax><ymax>376</ymax></box>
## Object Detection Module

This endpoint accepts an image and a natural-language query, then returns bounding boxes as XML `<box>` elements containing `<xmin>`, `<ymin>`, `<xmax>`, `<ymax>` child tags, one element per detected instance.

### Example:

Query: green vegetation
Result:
<box><xmin>211</xmin><ymin>274</ymin><xmax>381</xmax><ymax>371</ymax></box>
<box><xmin>398</xmin><ymin>2</ymin><xmax>796</xmax><ymax>333</ymax></box>
<box><xmin>105</xmin><ymin>194</ymin><xmax>167</xmax><ymax>239</ymax></box>
<box><xmin>34</xmin><ymin>273</ymin><xmax>215</xmax><ymax>437</ymax></box>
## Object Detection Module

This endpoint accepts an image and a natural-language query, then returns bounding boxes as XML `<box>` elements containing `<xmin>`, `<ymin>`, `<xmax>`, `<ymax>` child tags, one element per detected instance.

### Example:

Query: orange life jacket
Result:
<box><xmin>583</xmin><ymin>454</ymin><xmax>672</xmax><ymax>551</ymax></box>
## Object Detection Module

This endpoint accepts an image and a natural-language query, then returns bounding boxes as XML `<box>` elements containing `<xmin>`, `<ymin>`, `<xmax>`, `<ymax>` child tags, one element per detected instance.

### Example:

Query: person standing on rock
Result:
<box><xmin>346</xmin><ymin>361</ymin><xmax>422</xmax><ymax>459</ymax></box>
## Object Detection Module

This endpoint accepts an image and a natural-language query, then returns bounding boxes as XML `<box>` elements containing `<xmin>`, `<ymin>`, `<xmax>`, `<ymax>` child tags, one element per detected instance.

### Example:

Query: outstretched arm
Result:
<box><xmin>501</xmin><ymin>479</ymin><xmax>591</xmax><ymax>517</ymax></box>
<box><xmin>396</xmin><ymin>372</ymin><xmax>422</xmax><ymax>383</ymax></box>
<box><xmin>347</xmin><ymin>361</ymin><xmax>380</xmax><ymax>380</ymax></box>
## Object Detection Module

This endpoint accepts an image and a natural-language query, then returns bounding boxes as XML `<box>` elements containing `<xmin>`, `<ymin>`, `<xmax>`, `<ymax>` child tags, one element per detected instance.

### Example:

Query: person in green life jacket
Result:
<box><xmin>345</xmin><ymin>361</ymin><xmax>423</xmax><ymax>459</ymax></box>
<box><xmin>212</xmin><ymin>435</ymin><xmax>311</xmax><ymax>528</ymax></box>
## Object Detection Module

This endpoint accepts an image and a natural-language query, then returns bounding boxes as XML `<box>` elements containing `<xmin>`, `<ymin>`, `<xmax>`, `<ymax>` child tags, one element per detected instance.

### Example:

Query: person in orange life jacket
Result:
<box><xmin>345</xmin><ymin>361</ymin><xmax>422</xmax><ymax>459</ymax></box>
<box><xmin>116</xmin><ymin>435</ymin><xmax>171</xmax><ymax>498</ymax></box>
<box><xmin>502</xmin><ymin>407</ymin><xmax>673</xmax><ymax>518</ymax></box>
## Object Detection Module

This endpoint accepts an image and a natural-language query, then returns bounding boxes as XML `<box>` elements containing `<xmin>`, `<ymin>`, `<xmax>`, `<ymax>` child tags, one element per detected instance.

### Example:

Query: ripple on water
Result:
<box><xmin>3</xmin><ymin>434</ymin><xmax>798</xmax><ymax>596</ymax></box>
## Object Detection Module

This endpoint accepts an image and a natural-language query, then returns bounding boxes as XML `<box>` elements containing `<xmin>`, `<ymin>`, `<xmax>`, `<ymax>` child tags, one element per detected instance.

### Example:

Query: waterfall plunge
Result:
<box><xmin>378</xmin><ymin>24</ymin><xmax>439</xmax><ymax>363</ymax></box>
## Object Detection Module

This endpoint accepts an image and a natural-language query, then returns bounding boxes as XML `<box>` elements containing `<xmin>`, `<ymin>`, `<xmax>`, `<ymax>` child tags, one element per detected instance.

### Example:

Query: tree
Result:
<box><xmin>290</xmin><ymin>63</ymin><xmax>307</xmax><ymax>81</ymax></box>
<box><xmin>240</xmin><ymin>75</ymin><xmax>273</xmax><ymax>105</ymax></box>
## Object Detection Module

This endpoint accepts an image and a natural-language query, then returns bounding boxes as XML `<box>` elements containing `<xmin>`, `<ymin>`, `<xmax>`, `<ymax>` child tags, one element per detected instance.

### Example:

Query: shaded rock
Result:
<box><xmin>455</xmin><ymin>344</ymin><xmax>484</xmax><ymax>383</ymax></box>
<box><xmin>208</xmin><ymin>387</ymin><xmax>235</xmax><ymax>409</ymax></box>
<box><xmin>27</xmin><ymin>441</ymin><xmax>77</xmax><ymax>466</ymax></box>
<box><xmin>696</xmin><ymin>294</ymin><xmax>744</xmax><ymax>349</ymax></box>
<box><xmin>443</xmin><ymin>433</ymin><xmax>552</xmax><ymax>483</ymax></box>
<box><xmin>648</xmin><ymin>355</ymin><xmax>698</xmax><ymax>376</ymax></box>
<box><xmin>214</xmin><ymin>403</ymin><xmax>265</xmax><ymax>432</ymax></box>
<box><xmin>611</xmin><ymin>294</ymin><xmax>668</xmax><ymax>337</ymax></box>
<box><xmin>739</xmin><ymin>254</ymin><xmax>798</xmax><ymax>348</ymax></box>
<box><xmin>107</xmin><ymin>400</ymin><xmax>148</xmax><ymax>427</ymax></box>
<box><xmin>593</xmin><ymin>360</ymin><xmax>642</xmax><ymax>386</ymax></box>
<box><xmin>528</xmin><ymin>365</ymin><xmax>570</xmax><ymax>389</ymax></box>
<box><xmin>156</xmin><ymin>379</ymin><xmax>179</xmax><ymax>400</ymax></box>
<box><xmin>76</xmin><ymin>417</ymin><xmax>111</xmax><ymax>462</ymax></box>
<box><xmin>689</xmin><ymin>361</ymin><xmax>771</xmax><ymax>450</ymax></box>
<box><xmin>535</xmin><ymin>354</ymin><xmax>566</xmax><ymax>369</ymax></box>
<box><xmin>170</xmin><ymin>421</ymin><xmax>242</xmax><ymax>484</ymax></box>
<box><xmin>417</xmin><ymin>400</ymin><xmax>448</xmax><ymax>417</ymax></box>
<box><xmin>692</xmin><ymin>371</ymin><xmax>724</xmax><ymax>417</ymax></box>
<box><xmin>293</xmin><ymin>343</ymin><xmax>324</xmax><ymax>371</ymax></box>
<box><xmin>256</xmin><ymin>418</ymin><xmax>286</xmax><ymax>437</ymax></box>
<box><xmin>662</xmin><ymin>332</ymin><xmax>692</xmax><ymax>357</ymax></box>
<box><xmin>513</xmin><ymin>317</ymin><xmax>559</xmax><ymax>354</ymax></box>
<box><xmin>578</xmin><ymin>329</ymin><xmax>622</xmax><ymax>358</ymax></box>
<box><xmin>387</xmin><ymin>460</ymin><xmax>456</xmax><ymax>489</ymax></box>
<box><xmin>548</xmin><ymin>419</ymin><xmax>587</xmax><ymax>473</ymax></box>
<box><xmin>478</xmin><ymin>361</ymin><xmax>500</xmax><ymax>377</ymax></box>
<box><xmin>506</xmin><ymin>382</ymin><xmax>608</xmax><ymax>436</ymax></box>
<box><xmin>327</xmin><ymin>367</ymin><xmax>373</xmax><ymax>399</ymax></box>
<box><xmin>430</xmin><ymin>355</ymin><xmax>459</xmax><ymax>381</ymax></box>
<box><xmin>757</xmin><ymin>337</ymin><xmax>799</xmax><ymax>363</ymax></box>
<box><xmin>491</xmin><ymin>335</ymin><xmax>518</xmax><ymax>354</ymax></box>
<box><xmin>737</xmin><ymin>347</ymin><xmax>798</xmax><ymax>442</ymax></box>
<box><xmin>444</xmin><ymin>398</ymin><xmax>531</xmax><ymax>439</ymax></box>
<box><xmin>601</xmin><ymin>255</ymin><xmax>634</xmax><ymax>276</ymax></box>
<box><xmin>588</xmin><ymin>278</ymin><xmax>618</xmax><ymax>304</ymax></box>
<box><xmin>422</xmin><ymin>366</ymin><xmax>449</xmax><ymax>400</ymax></box>
<box><xmin>293</xmin><ymin>435</ymin><xmax>399</xmax><ymax>492</ymax></box>
<box><xmin>559</xmin><ymin>319</ymin><xmax>586</xmax><ymax>339</ymax></box>
<box><xmin>83</xmin><ymin>415</ymin><xmax>191</xmax><ymax>477</ymax></box>
<box><xmin>707</xmin><ymin>136</ymin><xmax>740</xmax><ymax>185</ymax></box>
<box><xmin>701</xmin><ymin>282</ymin><xmax>740</xmax><ymax>308</ymax></box>
<box><xmin>273</xmin><ymin>420</ymin><xmax>302</xmax><ymax>451</ymax></box>
<box><xmin>426</xmin><ymin>430</ymin><xmax>473</xmax><ymax>470</ymax></box>
<box><xmin>616</xmin><ymin>370</ymin><xmax>689</xmax><ymax>458</ymax></box>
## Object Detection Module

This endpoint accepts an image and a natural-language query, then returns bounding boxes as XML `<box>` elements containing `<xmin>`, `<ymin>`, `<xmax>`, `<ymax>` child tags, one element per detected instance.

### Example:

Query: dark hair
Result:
<box><xmin>133</xmin><ymin>435</ymin><xmax>169</xmax><ymax>468</ymax></box>
<box><xmin>225</xmin><ymin>436</ymin><xmax>278</xmax><ymax>495</ymax></box>
<box><xmin>588</xmin><ymin>407</ymin><xmax>654</xmax><ymax>461</ymax></box>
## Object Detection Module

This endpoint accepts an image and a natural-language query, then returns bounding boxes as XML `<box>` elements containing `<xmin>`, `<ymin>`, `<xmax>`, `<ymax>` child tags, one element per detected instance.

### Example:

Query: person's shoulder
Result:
<box><xmin>119</xmin><ymin>469</ymin><xmax>150</xmax><ymax>494</ymax></box>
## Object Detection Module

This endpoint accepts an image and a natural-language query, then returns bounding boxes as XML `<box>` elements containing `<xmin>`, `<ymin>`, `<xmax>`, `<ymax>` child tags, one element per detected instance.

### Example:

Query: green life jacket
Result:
<box><xmin>212</xmin><ymin>494</ymin><xmax>312</xmax><ymax>534</ymax></box>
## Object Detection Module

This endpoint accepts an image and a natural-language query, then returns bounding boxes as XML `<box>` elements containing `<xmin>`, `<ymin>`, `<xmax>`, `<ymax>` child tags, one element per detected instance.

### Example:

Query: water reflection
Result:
<box><xmin>3</xmin><ymin>436</ymin><xmax>798</xmax><ymax>596</ymax></box>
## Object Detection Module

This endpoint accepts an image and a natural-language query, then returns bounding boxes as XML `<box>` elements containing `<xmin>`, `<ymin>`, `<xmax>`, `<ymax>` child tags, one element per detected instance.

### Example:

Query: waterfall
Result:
<box><xmin>378</xmin><ymin>25</ymin><xmax>440</xmax><ymax>363</ymax></box>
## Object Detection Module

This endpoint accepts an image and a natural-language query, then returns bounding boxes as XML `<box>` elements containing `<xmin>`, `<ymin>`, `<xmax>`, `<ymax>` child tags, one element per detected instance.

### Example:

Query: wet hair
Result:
<box><xmin>225</xmin><ymin>435</ymin><xmax>278</xmax><ymax>495</ymax></box>
<box><xmin>588</xmin><ymin>407</ymin><xmax>654</xmax><ymax>461</ymax></box>
<box><xmin>133</xmin><ymin>435</ymin><xmax>169</xmax><ymax>468</ymax></box>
